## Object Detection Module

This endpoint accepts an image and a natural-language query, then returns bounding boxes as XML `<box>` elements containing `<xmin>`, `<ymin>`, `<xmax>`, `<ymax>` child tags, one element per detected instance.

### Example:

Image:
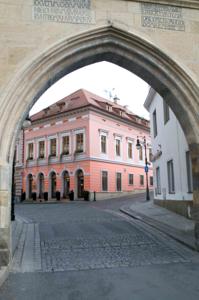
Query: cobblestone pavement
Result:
<box><xmin>1</xmin><ymin>199</ymin><xmax>199</xmax><ymax>300</ymax></box>
<box><xmin>11</xmin><ymin>201</ymin><xmax>199</xmax><ymax>273</ymax></box>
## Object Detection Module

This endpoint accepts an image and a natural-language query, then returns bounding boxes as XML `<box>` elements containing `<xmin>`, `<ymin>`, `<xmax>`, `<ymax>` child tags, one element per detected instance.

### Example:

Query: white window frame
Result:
<box><xmin>101</xmin><ymin>170</ymin><xmax>108</xmax><ymax>192</ymax></box>
<box><xmin>48</xmin><ymin>135</ymin><xmax>58</xmax><ymax>157</ymax></box>
<box><xmin>156</xmin><ymin>166</ymin><xmax>161</xmax><ymax>194</ymax></box>
<box><xmin>99</xmin><ymin>130</ymin><xmax>108</xmax><ymax>155</ymax></box>
<box><xmin>60</xmin><ymin>132</ymin><xmax>71</xmax><ymax>155</ymax></box>
<box><xmin>167</xmin><ymin>159</ymin><xmax>175</xmax><ymax>194</ymax></box>
<box><xmin>37</xmin><ymin>138</ymin><xmax>46</xmax><ymax>159</ymax></box>
<box><xmin>74</xmin><ymin>128</ymin><xmax>85</xmax><ymax>153</ymax></box>
<box><xmin>26</xmin><ymin>140</ymin><xmax>34</xmax><ymax>160</ymax></box>
<box><xmin>127</xmin><ymin>138</ymin><xmax>134</xmax><ymax>160</ymax></box>
<box><xmin>153</xmin><ymin>109</ymin><xmax>158</xmax><ymax>138</ymax></box>
<box><xmin>114</xmin><ymin>135</ymin><xmax>122</xmax><ymax>158</ymax></box>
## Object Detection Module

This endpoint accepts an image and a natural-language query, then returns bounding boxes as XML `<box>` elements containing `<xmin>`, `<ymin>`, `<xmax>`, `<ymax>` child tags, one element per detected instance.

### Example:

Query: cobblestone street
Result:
<box><xmin>1</xmin><ymin>199</ymin><xmax>199</xmax><ymax>299</ymax></box>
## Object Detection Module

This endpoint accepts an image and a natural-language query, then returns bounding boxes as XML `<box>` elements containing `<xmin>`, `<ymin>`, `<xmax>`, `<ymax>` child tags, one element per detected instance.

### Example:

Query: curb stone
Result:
<box><xmin>120</xmin><ymin>206</ymin><xmax>197</xmax><ymax>252</ymax></box>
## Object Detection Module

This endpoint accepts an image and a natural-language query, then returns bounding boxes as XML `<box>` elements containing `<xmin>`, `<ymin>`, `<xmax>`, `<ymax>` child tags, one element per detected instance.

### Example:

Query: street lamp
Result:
<box><xmin>136</xmin><ymin>136</ymin><xmax>150</xmax><ymax>201</ymax></box>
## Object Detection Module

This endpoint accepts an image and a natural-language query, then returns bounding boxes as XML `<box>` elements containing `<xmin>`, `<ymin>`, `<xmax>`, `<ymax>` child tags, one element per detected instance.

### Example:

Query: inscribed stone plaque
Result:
<box><xmin>141</xmin><ymin>3</ymin><xmax>185</xmax><ymax>31</ymax></box>
<box><xmin>32</xmin><ymin>0</ymin><xmax>95</xmax><ymax>24</ymax></box>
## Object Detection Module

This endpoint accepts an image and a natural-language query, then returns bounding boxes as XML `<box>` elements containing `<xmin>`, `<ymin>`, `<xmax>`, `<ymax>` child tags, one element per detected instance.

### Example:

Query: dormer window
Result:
<box><xmin>57</xmin><ymin>102</ymin><xmax>65</xmax><ymax>111</ymax></box>
<box><xmin>106</xmin><ymin>104</ymin><xmax>112</xmax><ymax>112</ymax></box>
<box><xmin>44</xmin><ymin>107</ymin><xmax>50</xmax><ymax>115</ymax></box>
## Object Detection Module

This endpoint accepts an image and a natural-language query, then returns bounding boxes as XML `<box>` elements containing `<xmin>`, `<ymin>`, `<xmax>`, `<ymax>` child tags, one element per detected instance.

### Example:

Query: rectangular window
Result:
<box><xmin>101</xmin><ymin>135</ymin><xmax>107</xmax><ymax>154</ymax></box>
<box><xmin>167</xmin><ymin>160</ymin><xmax>175</xmax><ymax>193</ymax></box>
<box><xmin>50</xmin><ymin>138</ymin><xmax>56</xmax><ymax>156</ymax></box>
<box><xmin>129</xmin><ymin>174</ymin><xmax>134</xmax><ymax>185</ymax></box>
<box><xmin>150</xmin><ymin>176</ymin><xmax>153</xmax><ymax>186</ymax></box>
<box><xmin>128</xmin><ymin>142</ymin><xmax>133</xmax><ymax>159</ymax></box>
<box><xmin>140</xmin><ymin>175</ymin><xmax>144</xmax><ymax>186</ymax></box>
<box><xmin>153</xmin><ymin>109</ymin><xmax>158</xmax><ymax>138</ymax></box>
<box><xmin>102</xmin><ymin>171</ymin><xmax>108</xmax><ymax>192</ymax></box>
<box><xmin>76</xmin><ymin>133</ymin><xmax>84</xmax><ymax>153</ymax></box>
<box><xmin>116</xmin><ymin>173</ymin><xmax>122</xmax><ymax>191</ymax></box>
<box><xmin>156</xmin><ymin>167</ymin><xmax>161</xmax><ymax>194</ymax></box>
<box><xmin>116</xmin><ymin>139</ymin><xmax>121</xmax><ymax>156</ymax></box>
<box><xmin>139</xmin><ymin>146</ymin><xmax>143</xmax><ymax>161</ymax></box>
<box><xmin>38</xmin><ymin>141</ymin><xmax>45</xmax><ymax>159</ymax></box>
<box><xmin>163</xmin><ymin>101</ymin><xmax>170</xmax><ymax>124</ymax></box>
<box><xmin>62</xmin><ymin>136</ymin><xmax>70</xmax><ymax>155</ymax></box>
<box><xmin>186</xmin><ymin>151</ymin><xmax>193</xmax><ymax>193</ymax></box>
<box><xmin>28</xmin><ymin>143</ymin><xmax>34</xmax><ymax>160</ymax></box>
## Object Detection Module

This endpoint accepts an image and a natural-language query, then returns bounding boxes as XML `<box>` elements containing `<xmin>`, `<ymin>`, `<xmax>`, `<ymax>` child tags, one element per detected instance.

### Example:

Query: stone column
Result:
<box><xmin>0</xmin><ymin>163</ymin><xmax>11</xmax><ymax>268</ymax></box>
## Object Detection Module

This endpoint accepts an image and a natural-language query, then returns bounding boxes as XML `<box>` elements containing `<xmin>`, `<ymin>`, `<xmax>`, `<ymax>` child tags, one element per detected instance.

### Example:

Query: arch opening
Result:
<box><xmin>49</xmin><ymin>171</ymin><xmax>57</xmax><ymax>199</ymax></box>
<box><xmin>76</xmin><ymin>169</ymin><xmax>84</xmax><ymax>199</ymax></box>
<box><xmin>62</xmin><ymin>171</ymin><xmax>70</xmax><ymax>199</ymax></box>
<box><xmin>1</xmin><ymin>25</ymin><xmax>199</xmax><ymax>274</ymax></box>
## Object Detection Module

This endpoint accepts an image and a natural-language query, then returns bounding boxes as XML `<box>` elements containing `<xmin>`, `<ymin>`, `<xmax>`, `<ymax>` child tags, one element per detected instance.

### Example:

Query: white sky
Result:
<box><xmin>30</xmin><ymin>61</ymin><xmax>150</xmax><ymax>119</ymax></box>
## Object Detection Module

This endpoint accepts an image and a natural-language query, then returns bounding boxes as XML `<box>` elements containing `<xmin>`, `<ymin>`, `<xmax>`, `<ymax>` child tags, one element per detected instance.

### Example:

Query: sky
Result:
<box><xmin>30</xmin><ymin>61</ymin><xmax>150</xmax><ymax>119</ymax></box>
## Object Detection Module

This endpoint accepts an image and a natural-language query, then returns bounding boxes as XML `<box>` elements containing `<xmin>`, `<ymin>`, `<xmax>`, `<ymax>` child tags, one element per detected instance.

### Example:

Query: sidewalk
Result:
<box><xmin>120</xmin><ymin>200</ymin><xmax>197</xmax><ymax>251</ymax></box>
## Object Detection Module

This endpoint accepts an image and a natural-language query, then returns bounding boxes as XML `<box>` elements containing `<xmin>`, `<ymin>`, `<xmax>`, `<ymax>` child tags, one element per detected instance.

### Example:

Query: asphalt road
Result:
<box><xmin>1</xmin><ymin>196</ymin><xmax>199</xmax><ymax>300</ymax></box>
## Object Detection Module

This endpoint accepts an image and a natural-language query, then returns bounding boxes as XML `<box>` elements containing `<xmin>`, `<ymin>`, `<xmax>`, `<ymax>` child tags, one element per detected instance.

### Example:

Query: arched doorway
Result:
<box><xmin>27</xmin><ymin>174</ymin><xmax>33</xmax><ymax>199</ymax></box>
<box><xmin>76</xmin><ymin>169</ymin><xmax>84</xmax><ymax>199</ymax></box>
<box><xmin>50</xmin><ymin>171</ymin><xmax>56</xmax><ymax>199</ymax></box>
<box><xmin>38</xmin><ymin>173</ymin><xmax>44</xmax><ymax>199</ymax></box>
<box><xmin>62</xmin><ymin>171</ymin><xmax>70</xmax><ymax>198</ymax></box>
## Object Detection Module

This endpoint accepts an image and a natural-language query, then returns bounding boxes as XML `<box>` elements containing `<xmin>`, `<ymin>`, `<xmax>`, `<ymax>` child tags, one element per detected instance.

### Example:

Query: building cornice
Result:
<box><xmin>126</xmin><ymin>0</ymin><xmax>199</xmax><ymax>9</ymax></box>
<box><xmin>30</xmin><ymin>105</ymin><xmax>150</xmax><ymax>133</ymax></box>
<box><xmin>20</xmin><ymin>157</ymin><xmax>153</xmax><ymax>170</ymax></box>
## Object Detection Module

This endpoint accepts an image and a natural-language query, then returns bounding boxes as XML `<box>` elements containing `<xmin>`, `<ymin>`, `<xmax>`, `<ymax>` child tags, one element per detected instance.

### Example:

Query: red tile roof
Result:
<box><xmin>30</xmin><ymin>89</ymin><xmax>149</xmax><ymax>128</ymax></box>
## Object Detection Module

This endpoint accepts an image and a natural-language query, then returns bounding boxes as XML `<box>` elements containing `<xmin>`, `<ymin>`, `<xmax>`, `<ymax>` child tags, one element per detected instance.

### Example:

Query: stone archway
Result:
<box><xmin>0</xmin><ymin>25</ymin><xmax>199</xmax><ymax>279</ymax></box>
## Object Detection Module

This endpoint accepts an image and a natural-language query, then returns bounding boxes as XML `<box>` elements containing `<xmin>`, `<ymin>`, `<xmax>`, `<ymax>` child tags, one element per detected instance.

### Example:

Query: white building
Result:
<box><xmin>144</xmin><ymin>88</ymin><xmax>193</xmax><ymax>217</ymax></box>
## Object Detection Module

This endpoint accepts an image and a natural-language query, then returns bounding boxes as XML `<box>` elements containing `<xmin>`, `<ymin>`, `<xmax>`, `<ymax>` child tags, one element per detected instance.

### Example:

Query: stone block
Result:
<box><xmin>0</xmin><ymin>228</ymin><xmax>9</xmax><ymax>249</ymax></box>
<box><xmin>154</xmin><ymin>199</ymin><xmax>193</xmax><ymax>218</ymax></box>
<box><xmin>0</xmin><ymin>165</ymin><xmax>9</xmax><ymax>191</ymax></box>
<box><xmin>0</xmin><ymin>250</ymin><xmax>9</xmax><ymax>267</ymax></box>
<box><xmin>0</xmin><ymin>206</ymin><xmax>10</xmax><ymax>228</ymax></box>
<box><xmin>0</xmin><ymin>191</ymin><xmax>9</xmax><ymax>207</ymax></box>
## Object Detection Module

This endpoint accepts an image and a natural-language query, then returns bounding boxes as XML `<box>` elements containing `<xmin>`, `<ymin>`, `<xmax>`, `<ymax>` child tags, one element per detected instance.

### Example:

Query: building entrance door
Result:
<box><xmin>28</xmin><ymin>174</ymin><xmax>33</xmax><ymax>199</ymax></box>
<box><xmin>77</xmin><ymin>170</ymin><xmax>84</xmax><ymax>198</ymax></box>
<box><xmin>63</xmin><ymin>171</ymin><xmax>70</xmax><ymax>198</ymax></box>
<box><xmin>51</xmin><ymin>172</ymin><xmax>56</xmax><ymax>198</ymax></box>
<box><xmin>38</xmin><ymin>173</ymin><xmax>44</xmax><ymax>198</ymax></box>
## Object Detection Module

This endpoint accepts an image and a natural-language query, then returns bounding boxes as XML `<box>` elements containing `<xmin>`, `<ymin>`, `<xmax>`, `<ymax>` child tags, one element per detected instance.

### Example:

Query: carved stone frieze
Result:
<box><xmin>127</xmin><ymin>0</ymin><xmax>199</xmax><ymax>9</ymax></box>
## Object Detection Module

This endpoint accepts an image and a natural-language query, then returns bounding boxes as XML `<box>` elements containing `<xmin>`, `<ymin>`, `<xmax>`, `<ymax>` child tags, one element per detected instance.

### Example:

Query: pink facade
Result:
<box><xmin>15</xmin><ymin>89</ymin><xmax>153</xmax><ymax>201</ymax></box>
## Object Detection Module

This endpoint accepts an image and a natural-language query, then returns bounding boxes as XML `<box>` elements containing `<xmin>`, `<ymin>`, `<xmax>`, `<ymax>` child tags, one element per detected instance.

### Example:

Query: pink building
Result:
<box><xmin>15</xmin><ymin>89</ymin><xmax>153</xmax><ymax>201</ymax></box>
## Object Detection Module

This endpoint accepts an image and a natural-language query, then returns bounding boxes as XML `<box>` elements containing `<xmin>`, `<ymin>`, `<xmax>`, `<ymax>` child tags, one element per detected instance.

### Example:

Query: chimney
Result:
<box><xmin>113</xmin><ymin>95</ymin><xmax>120</xmax><ymax>104</ymax></box>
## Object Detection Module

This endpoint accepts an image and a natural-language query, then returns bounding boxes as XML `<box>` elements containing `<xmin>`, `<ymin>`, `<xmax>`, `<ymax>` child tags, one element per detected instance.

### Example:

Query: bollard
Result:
<box><xmin>94</xmin><ymin>191</ymin><xmax>96</xmax><ymax>201</ymax></box>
